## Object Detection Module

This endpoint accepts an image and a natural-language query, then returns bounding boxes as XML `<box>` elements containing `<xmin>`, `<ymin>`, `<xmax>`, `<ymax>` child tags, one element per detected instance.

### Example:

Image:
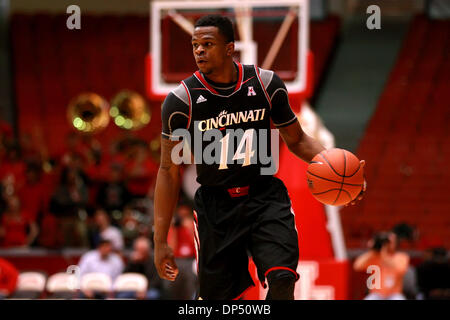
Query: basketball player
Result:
<box><xmin>154</xmin><ymin>15</ymin><xmax>362</xmax><ymax>300</ymax></box>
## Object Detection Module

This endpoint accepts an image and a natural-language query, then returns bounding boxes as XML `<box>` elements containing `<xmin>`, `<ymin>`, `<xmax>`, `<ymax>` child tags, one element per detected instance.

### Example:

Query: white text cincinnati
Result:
<box><xmin>198</xmin><ymin>109</ymin><xmax>266</xmax><ymax>132</ymax></box>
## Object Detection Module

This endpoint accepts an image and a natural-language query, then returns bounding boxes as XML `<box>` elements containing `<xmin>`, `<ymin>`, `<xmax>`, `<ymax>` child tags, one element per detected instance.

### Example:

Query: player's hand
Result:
<box><xmin>345</xmin><ymin>160</ymin><xmax>366</xmax><ymax>206</ymax></box>
<box><xmin>154</xmin><ymin>241</ymin><xmax>179</xmax><ymax>281</ymax></box>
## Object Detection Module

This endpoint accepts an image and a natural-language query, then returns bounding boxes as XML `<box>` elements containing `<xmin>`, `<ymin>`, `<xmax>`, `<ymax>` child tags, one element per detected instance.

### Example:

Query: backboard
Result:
<box><xmin>146</xmin><ymin>0</ymin><xmax>312</xmax><ymax>102</ymax></box>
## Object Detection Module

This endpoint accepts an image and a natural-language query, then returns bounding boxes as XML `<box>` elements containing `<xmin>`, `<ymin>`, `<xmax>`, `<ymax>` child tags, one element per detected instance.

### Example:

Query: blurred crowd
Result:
<box><xmin>0</xmin><ymin>121</ymin><xmax>198</xmax><ymax>299</ymax></box>
<box><xmin>0</xmin><ymin>121</ymin><xmax>196</xmax><ymax>251</ymax></box>
<box><xmin>0</xmin><ymin>232</ymin><xmax>198</xmax><ymax>300</ymax></box>
<box><xmin>0</xmin><ymin>122</ymin><xmax>161</xmax><ymax>249</ymax></box>
<box><xmin>2</xmin><ymin>121</ymin><xmax>448</xmax><ymax>300</ymax></box>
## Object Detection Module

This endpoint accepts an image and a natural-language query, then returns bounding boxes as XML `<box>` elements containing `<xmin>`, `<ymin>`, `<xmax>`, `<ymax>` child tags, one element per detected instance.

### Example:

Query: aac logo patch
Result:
<box><xmin>247</xmin><ymin>86</ymin><xmax>256</xmax><ymax>96</ymax></box>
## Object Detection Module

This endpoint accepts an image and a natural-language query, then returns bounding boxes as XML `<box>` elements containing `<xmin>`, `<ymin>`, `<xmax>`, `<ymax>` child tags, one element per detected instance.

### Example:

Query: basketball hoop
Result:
<box><xmin>147</xmin><ymin>0</ymin><xmax>312</xmax><ymax>105</ymax></box>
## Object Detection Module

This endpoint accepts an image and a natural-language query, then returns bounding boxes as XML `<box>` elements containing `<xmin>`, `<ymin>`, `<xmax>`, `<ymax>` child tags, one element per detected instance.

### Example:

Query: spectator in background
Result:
<box><xmin>96</xmin><ymin>163</ymin><xmax>131</xmax><ymax>219</ymax></box>
<box><xmin>121</xmin><ymin>205</ymin><xmax>142</xmax><ymax>248</ymax></box>
<box><xmin>20</xmin><ymin>162</ymin><xmax>61</xmax><ymax>249</ymax></box>
<box><xmin>92</xmin><ymin>208</ymin><xmax>124</xmax><ymax>252</ymax></box>
<box><xmin>19</xmin><ymin>132</ymin><xmax>44</xmax><ymax>165</ymax></box>
<box><xmin>165</xmin><ymin>204</ymin><xmax>198</xmax><ymax>300</ymax></box>
<box><xmin>0</xmin><ymin>143</ymin><xmax>26</xmax><ymax>193</ymax></box>
<box><xmin>416</xmin><ymin>247</ymin><xmax>450</xmax><ymax>300</ymax></box>
<box><xmin>0</xmin><ymin>194</ymin><xmax>39</xmax><ymax>248</ymax></box>
<box><xmin>392</xmin><ymin>223</ymin><xmax>418</xmax><ymax>250</ymax></box>
<box><xmin>391</xmin><ymin>223</ymin><xmax>419</xmax><ymax>299</ymax></box>
<box><xmin>0</xmin><ymin>258</ymin><xmax>19</xmax><ymax>299</ymax></box>
<box><xmin>101</xmin><ymin>139</ymin><xmax>127</xmax><ymax>173</ymax></box>
<box><xmin>354</xmin><ymin>231</ymin><xmax>410</xmax><ymax>300</ymax></box>
<box><xmin>57</xmin><ymin>134</ymin><xmax>93</xmax><ymax>200</ymax></box>
<box><xmin>49</xmin><ymin>167</ymin><xmax>89</xmax><ymax>247</ymax></box>
<box><xmin>118</xmin><ymin>236</ymin><xmax>163</xmax><ymax>300</ymax></box>
<box><xmin>59</xmin><ymin>131</ymin><xmax>90</xmax><ymax>168</ymax></box>
<box><xmin>37</xmin><ymin>212</ymin><xmax>62</xmax><ymax>249</ymax></box>
<box><xmin>65</xmin><ymin>152</ymin><xmax>90</xmax><ymax>183</ymax></box>
<box><xmin>78</xmin><ymin>238</ymin><xmax>124</xmax><ymax>298</ymax></box>
<box><xmin>124</xmin><ymin>140</ymin><xmax>158</xmax><ymax>200</ymax></box>
<box><xmin>79</xmin><ymin>133</ymin><xmax>102</xmax><ymax>168</ymax></box>
<box><xmin>17</xmin><ymin>162</ymin><xmax>49</xmax><ymax>223</ymax></box>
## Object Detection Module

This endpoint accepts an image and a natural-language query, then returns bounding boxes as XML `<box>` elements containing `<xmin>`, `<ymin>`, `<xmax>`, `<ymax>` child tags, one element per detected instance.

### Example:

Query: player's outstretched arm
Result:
<box><xmin>278</xmin><ymin>120</ymin><xmax>326</xmax><ymax>162</ymax></box>
<box><xmin>153</xmin><ymin>137</ymin><xmax>182</xmax><ymax>281</ymax></box>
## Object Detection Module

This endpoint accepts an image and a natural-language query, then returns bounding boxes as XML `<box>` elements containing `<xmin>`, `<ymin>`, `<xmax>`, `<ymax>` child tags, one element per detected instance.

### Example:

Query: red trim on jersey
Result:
<box><xmin>232</xmin><ymin>284</ymin><xmax>255</xmax><ymax>300</ymax></box>
<box><xmin>241</xmin><ymin>76</ymin><xmax>255</xmax><ymax>85</ymax></box>
<box><xmin>193</xmin><ymin>210</ymin><xmax>198</xmax><ymax>225</ymax></box>
<box><xmin>192</xmin><ymin>210</ymin><xmax>200</xmax><ymax>275</ymax></box>
<box><xmin>194</xmin><ymin>71</ymin><xmax>219</xmax><ymax>95</ymax></box>
<box><xmin>194</xmin><ymin>62</ymin><xmax>243</xmax><ymax>96</ymax></box>
<box><xmin>260</xmin><ymin>266</ymin><xmax>299</xmax><ymax>289</ymax></box>
<box><xmin>233</xmin><ymin>62</ymin><xmax>244</xmax><ymax>93</ymax></box>
<box><xmin>254</xmin><ymin>66</ymin><xmax>272</xmax><ymax>109</ymax></box>
<box><xmin>181</xmin><ymin>81</ymin><xmax>192</xmax><ymax>129</ymax></box>
<box><xmin>264</xmin><ymin>266</ymin><xmax>299</xmax><ymax>280</ymax></box>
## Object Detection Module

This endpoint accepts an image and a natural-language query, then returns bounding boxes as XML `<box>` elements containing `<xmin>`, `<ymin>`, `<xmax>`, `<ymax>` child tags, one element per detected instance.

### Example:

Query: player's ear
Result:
<box><xmin>226</xmin><ymin>42</ymin><xmax>235</xmax><ymax>56</ymax></box>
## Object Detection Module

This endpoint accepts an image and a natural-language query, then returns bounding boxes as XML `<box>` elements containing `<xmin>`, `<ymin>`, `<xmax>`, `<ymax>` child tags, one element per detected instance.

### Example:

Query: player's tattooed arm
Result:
<box><xmin>278</xmin><ymin>120</ymin><xmax>326</xmax><ymax>163</ymax></box>
<box><xmin>153</xmin><ymin>137</ymin><xmax>181</xmax><ymax>281</ymax></box>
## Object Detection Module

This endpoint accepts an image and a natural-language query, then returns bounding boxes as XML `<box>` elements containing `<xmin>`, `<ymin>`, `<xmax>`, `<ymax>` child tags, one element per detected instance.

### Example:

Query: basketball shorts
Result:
<box><xmin>193</xmin><ymin>176</ymin><xmax>300</xmax><ymax>300</ymax></box>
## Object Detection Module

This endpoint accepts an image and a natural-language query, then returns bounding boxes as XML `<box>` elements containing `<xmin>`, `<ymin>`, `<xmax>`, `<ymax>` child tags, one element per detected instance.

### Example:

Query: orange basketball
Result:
<box><xmin>306</xmin><ymin>148</ymin><xmax>365</xmax><ymax>206</ymax></box>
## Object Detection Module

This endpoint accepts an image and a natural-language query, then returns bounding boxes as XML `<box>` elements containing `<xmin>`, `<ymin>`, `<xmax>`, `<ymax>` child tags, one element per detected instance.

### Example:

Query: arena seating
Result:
<box><xmin>46</xmin><ymin>272</ymin><xmax>78</xmax><ymax>299</ymax></box>
<box><xmin>341</xmin><ymin>16</ymin><xmax>450</xmax><ymax>249</ymax></box>
<box><xmin>10</xmin><ymin>14</ymin><xmax>158</xmax><ymax>157</ymax></box>
<box><xmin>11</xmin><ymin>271</ymin><xmax>47</xmax><ymax>299</ymax></box>
<box><xmin>10</xmin><ymin>13</ymin><xmax>340</xmax><ymax>157</ymax></box>
<box><xmin>80</xmin><ymin>272</ymin><xmax>112</xmax><ymax>296</ymax></box>
<box><xmin>112</xmin><ymin>273</ymin><xmax>148</xmax><ymax>296</ymax></box>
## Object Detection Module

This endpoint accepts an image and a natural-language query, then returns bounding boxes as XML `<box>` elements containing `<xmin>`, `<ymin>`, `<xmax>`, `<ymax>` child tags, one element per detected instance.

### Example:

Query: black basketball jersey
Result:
<box><xmin>161</xmin><ymin>62</ymin><xmax>297</xmax><ymax>187</ymax></box>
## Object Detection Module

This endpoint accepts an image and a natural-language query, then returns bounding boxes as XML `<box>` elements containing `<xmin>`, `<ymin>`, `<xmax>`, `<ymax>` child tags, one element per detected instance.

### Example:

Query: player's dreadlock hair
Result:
<box><xmin>194</xmin><ymin>15</ymin><xmax>235</xmax><ymax>43</ymax></box>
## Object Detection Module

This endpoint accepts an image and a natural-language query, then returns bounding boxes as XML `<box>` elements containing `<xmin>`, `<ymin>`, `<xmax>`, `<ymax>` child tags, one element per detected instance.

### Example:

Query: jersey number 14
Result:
<box><xmin>218</xmin><ymin>129</ymin><xmax>255</xmax><ymax>170</ymax></box>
